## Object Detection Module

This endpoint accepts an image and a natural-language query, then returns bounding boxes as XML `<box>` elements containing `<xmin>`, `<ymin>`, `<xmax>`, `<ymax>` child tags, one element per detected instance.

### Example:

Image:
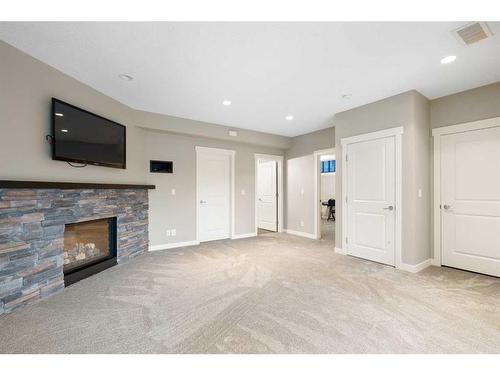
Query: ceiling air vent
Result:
<box><xmin>453</xmin><ymin>22</ymin><xmax>493</xmax><ymax>45</ymax></box>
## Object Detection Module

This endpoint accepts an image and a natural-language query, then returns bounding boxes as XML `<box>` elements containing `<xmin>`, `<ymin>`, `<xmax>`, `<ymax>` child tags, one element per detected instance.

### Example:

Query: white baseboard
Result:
<box><xmin>334</xmin><ymin>247</ymin><xmax>346</xmax><ymax>255</ymax></box>
<box><xmin>399</xmin><ymin>259</ymin><xmax>432</xmax><ymax>273</ymax></box>
<box><xmin>283</xmin><ymin>228</ymin><xmax>316</xmax><ymax>239</ymax></box>
<box><xmin>231</xmin><ymin>232</ymin><xmax>257</xmax><ymax>239</ymax></box>
<box><xmin>149</xmin><ymin>240</ymin><xmax>200</xmax><ymax>252</ymax></box>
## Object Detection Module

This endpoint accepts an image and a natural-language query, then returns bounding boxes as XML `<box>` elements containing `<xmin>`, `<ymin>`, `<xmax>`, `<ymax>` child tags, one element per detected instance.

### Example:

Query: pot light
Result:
<box><xmin>119</xmin><ymin>74</ymin><xmax>134</xmax><ymax>81</ymax></box>
<box><xmin>55</xmin><ymin>113</ymin><xmax>64</xmax><ymax>117</ymax></box>
<box><xmin>222</xmin><ymin>100</ymin><xmax>232</xmax><ymax>106</ymax></box>
<box><xmin>61</xmin><ymin>129</ymin><xmax>68</xmax><ymax>133</ymax></box>
<box><xmin>440</xmin><ymin>55</ymin><xmax>456</xmax><ymax>64</ymax></box>
<box><xmin>285</xmin><ymin>115</ymin><xmax>294</xmax><ymax>121</ymax></box>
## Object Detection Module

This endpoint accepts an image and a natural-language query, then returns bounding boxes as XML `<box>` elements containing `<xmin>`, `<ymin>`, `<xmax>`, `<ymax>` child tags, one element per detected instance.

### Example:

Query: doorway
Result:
<box><xmin>341</xmin><ymin>127</ymin><xmax>403</xmax><ymax>267</ymax></box>
<box><xmin>314</xmin><ymin>148</ymin><xmax>336</xmax><ymax>242</ymax></box>
<box><xmin>254</xmin><ymin>154</ymin><xmax>284</xmax><ymax>235</ymax></box>
<box><xmin>196</xmin><ymin>146</ymin><xmax>235</xmax><ymax>242</ymax></box>
<box><xmin>433</xmin><ymin>118</ymin><xmax>500</xmax><ymax>277</ymax></box>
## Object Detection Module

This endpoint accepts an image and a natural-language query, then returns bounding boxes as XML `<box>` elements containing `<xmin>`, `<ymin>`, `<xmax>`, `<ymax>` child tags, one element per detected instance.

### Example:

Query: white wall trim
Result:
<box><xmin>284</xmin><ymin>228</ymin><xmax>316</xmax><ymax>239</ymax></box>
<box><xmin>431</xmin><ymin>116</ymin><xmax>500</xmax><ymax>267</ymax></box>
<box><xmin>431</xmin><ymin>116</ymin><xmax>500</xmax><ymax>137</ymax></box>
<box><xmin>196</xmin><ymin>146</ymin><xmax>235</xmax><ymax>243</ymax></box>
<box><xmin>149</xmin><ymin>240</ymin><xmax>200</xmax><ymax>252</ymax></box>
<box><xmin>399</xmin><ymin>259</ymin><xmax>432</xmax><ymax>273</ymax></box>
<box><xmin>334</xmin><ymin>247</ymin><xmax>346</xmax><ymax>255</ymax></box>
<box><xmin>340</xmin><ymin>126</ymin><xmax>404</xmax><ymax>146</ymax></box>
<box><xmin>254</xmin><ymin>153</ymin><xmax>284</xmax><ymax>234</ymax></box>
<box><xmin>231</xmin><ymin>232</ymin><xmax>257</xmax><ymax>239</ymax></box>
<box><xmin>340</xmin><ymin>126</ymin><xmax>403</xmax><ymax>269</ymax></box>
<box><xmin>313</xmin><ymin>148</ymin><xmax>335</xmax><ymax>240</ymax></box>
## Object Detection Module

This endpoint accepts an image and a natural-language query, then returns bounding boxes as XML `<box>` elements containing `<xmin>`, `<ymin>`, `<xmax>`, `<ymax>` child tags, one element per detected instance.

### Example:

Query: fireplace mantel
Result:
<box><xmin>0</xmin><ymin>180</ymin><xmax>155</xmax><ymax>190</ymax></box>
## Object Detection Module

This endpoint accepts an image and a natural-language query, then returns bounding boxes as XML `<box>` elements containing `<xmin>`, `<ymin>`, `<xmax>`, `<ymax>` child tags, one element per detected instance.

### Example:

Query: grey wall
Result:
<box><xmin>431</xmin><ymin>82</ymin><xmax>500</xmax><ymax>129</ymax></box>
<box><xmin>334</xmin><ymin>90</ymin><xmax>431</xmax><ymax>265</ymax></box>
<box><xmin>145</xmin><ymin>130</ymin><xmax>283</xmax><ymax>246</ymax></box>
<box><xmin>0</xmin><ymin>40</ymin><xmax>146</xmax><ymax>184</ymax></box>
<box><xmin>284</xmin><ymin>127</ymin><xmax>335</xmax><ymax>234</ymax></box>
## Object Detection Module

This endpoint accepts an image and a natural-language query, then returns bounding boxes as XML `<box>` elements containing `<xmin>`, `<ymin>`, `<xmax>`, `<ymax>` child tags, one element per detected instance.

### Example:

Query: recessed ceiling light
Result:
<box><xmin>440</xmin><ymin>55</ymin><xmax>457</xmax><ymax>64</ymax></box>
<box><xmin>61</xmin><ymin>129</ymin><xmax>68</xmax><ymax>133</ymax></box>
<box><xmin>55</xmin><ymin>112</ymin><xmax>64</xmax><ymax>117</ymax></box>
<box><xmin>119</xmin><ymin>74</ymin><xmax>134</xmax><ymax>81</ymax></box>
<box><xmin>222</xmin><ymin>100</ymin><xmax>232</xmax><ymax>106</ymax></box>
<box><xmin>285</xmin><ymin>115</ymin><xmax>294</xmax><ymax>121</ymax></box>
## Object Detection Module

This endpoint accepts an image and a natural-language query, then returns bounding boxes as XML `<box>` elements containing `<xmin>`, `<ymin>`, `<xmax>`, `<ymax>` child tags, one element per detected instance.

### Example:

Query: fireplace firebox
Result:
<box><xmin>63</xmin><ymin>217</ymin><xmax>118</xmax><ymax>286</ymax></box>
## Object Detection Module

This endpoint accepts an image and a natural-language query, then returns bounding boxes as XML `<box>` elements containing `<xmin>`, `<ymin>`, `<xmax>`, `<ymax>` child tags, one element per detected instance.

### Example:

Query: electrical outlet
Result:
<box><xmin>300</xmin><ymin>188</ymin><xmax>304</xmax><ymax>195</ymax></box>
<box><xmin>241</xmin><ymin>189</ymin><xmax>245</xmax><ymax>195</ymax></box>
<box><xmin>166</xmin><ymin>230</ymin><xmax>171</xmax><ymax>237</ymax></box>
<box><xmin>300</xmin><ymin>221</ymin><xmax>304</xmax><ymax>227</ymax></box>
<box><xmin>171</xmin><ymin>229</ymin><xmax>176</xmax><ymax>236</ymax></box>
<box><xmin>171</xmin><ymin>188</ymin><xmax>176</xmax><ymax>196</ymax></box>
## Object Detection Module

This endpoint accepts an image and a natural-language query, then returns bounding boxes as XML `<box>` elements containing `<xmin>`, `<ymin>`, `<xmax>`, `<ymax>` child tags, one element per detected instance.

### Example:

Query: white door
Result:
<box><xmin>197</xmin><ymin>148</ymin><xmax>232</xmax><ymax>242</ymax></box>
<box><xmin>257</xmin><ymin>160</ymin><xmax>278</xmax><ymax>231</ymax></box>
<box><xmin>346</xmin><ymin>137</ymin><xmax>396</xmax><ymax>266</ymax></box>
<box><xmin>441</xmin><ymin>126</ymin><xmax>500</xmax><ymax>277</ymax></box>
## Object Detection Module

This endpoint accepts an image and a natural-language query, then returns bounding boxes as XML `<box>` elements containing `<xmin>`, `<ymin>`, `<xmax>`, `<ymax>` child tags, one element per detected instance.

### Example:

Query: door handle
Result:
<box><xmin>200</xmin><ymin>200</ymin><xmax>207</xmax><ymax>204</ymax></box>
<box><xmin>443</xmin><ymin>204</ymin><xmax>453</xmax><ymax>210</ymax></box>
<box><xmin>258</xmin><ymin>198</ymin><xmax>263</xmax><ymax>201</ymax></box>
<box><xmin>383</xmin><ymin>205</ymin><xmax>394</xmax><ymax>211</ymax></box>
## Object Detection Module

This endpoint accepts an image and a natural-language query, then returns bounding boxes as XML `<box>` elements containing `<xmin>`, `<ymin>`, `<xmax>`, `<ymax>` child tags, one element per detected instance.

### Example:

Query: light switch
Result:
<box><xmin>300</xmin><ymin>188</ymin><xmax>304</xmax><ymax>195</ymax></box>
<box><xmin>300</xmin><ymin>221</ymin><xmax>304</xmax><ymax>227</ymax></box>
<box><xmin>241</xmin><ymin>189</ymin><xmax>246</xmax><ymax>195</ymax></box>
<box><xmin>171</xmin><ymin>229</ymin><xmax>176</xmax><ymax>236</ymax></box>
<box><xmin>171</xmin><ymin>188</ymin><xmax>176</xmax><ymax>196</ymax></box>
<box><xmin>418</xmin><ymin>189</ymin><xmax>422</xmax><ymax>198</ymax></box>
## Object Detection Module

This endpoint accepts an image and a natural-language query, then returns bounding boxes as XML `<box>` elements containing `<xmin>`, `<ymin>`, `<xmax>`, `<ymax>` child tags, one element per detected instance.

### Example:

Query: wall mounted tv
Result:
<box><xmin>52</xmin><ymin>98</ymin><xmax>126</xmax><ymax>169</ymax></box>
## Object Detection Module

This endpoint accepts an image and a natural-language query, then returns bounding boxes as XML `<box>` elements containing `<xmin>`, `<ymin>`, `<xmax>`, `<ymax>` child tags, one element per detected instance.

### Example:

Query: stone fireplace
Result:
<box><xmin>0</xmin><ymin>181</ymin><xmax>154</xmax><ymax>315</ymax></box>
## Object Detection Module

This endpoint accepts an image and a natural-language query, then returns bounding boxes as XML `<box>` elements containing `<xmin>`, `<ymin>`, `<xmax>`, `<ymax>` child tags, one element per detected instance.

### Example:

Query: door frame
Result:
<box><xmin>254</xmin><ymin>153</ymin><xmax>284</xmax><ymax>234</ymax></box>
<box><xmin>195</xmin><ymin>146</ymin><xmax>236</xmax><ymax>242</ymax></box>
<box><xmin>340</xmin><ymin>126</ymin><xmax>403</xmax><ymax>268</ymax></box>
<box><xmin>431</xmin><ymin>116</ymin><xmax>500</xmax><ymax>267</ymax></box>
<box><xmin>313</xmin><ymin>148</ymin><xmax>336</xmax><ymax>239</ymax></box>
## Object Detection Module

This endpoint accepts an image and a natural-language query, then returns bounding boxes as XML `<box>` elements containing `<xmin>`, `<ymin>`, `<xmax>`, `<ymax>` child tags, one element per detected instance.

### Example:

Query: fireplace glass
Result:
<box><xmin>63</xmin><ymin>217</ymin><xmax>117</xmax><ymax>277</ymax></box>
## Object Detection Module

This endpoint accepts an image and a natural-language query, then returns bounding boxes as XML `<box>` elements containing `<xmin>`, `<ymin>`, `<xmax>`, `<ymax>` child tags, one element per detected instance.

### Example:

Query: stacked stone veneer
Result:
<box><xmin>0</xmin><ymin>188</ymin><xmax>149</xmax><ymax>314</ymax></box>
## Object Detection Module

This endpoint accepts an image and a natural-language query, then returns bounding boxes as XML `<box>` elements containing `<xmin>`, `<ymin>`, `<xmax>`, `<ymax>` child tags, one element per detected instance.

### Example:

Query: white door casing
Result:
<box><xmin>439</xmin><ymin>126</ymin><xmax>500</xmax><ymax>277</ymax></box>
<box><xmin>341</xmin><ymin>127</ymin><xmax>403</xmax><ymax>268</ymax></box>
<box><xmin>257</xmin><ymin>160</ymin><xmax>278</xmax><ymax>231</ymax></box>
<box><xmin>196</xmin><ymin>147</ymin><xmax>235</xmax><ymax>242</ymax></box>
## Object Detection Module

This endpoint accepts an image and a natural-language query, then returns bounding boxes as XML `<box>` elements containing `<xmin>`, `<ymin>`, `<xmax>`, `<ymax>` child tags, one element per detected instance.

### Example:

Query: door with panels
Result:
<box><xmin>440</xmin><ymin>126</ymin><xmax>500</xmax><ymax>277</ymax></box>
<box><xmin>257</xmin><ymin>160</ymin><xmax>278</xmax><ymax>232</ymax></box>
<box><xmin>344</xmin><ymin>133</ymin><xmax>398</xmax><ymax>266</ymax></box>
<box><xmin>196</xmin><ymin>147</ymin><xmax>232</xmax><ymax>242</ymax></box>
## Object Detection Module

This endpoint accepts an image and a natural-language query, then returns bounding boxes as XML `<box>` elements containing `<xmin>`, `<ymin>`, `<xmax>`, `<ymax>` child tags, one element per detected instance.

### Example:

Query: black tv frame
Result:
<box><xmin>51</xmin><ymin>98</ymin><xmax>127</xmax><ymax>169</ymax></box>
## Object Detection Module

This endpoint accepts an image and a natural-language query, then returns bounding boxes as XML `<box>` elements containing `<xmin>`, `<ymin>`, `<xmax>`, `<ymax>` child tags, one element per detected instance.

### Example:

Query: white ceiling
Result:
<box><xmin>1</xmin><ymin>22</ymin><xmax>499</xmax><ymax>137</ymax></box>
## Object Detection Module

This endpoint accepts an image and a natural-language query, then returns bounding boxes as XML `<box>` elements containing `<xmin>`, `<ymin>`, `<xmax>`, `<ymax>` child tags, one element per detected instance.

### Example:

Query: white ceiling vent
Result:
<box><xmin>453</xmin><ymin>22</ymin><xmax>493</xmax><ymax>45</ymax></box>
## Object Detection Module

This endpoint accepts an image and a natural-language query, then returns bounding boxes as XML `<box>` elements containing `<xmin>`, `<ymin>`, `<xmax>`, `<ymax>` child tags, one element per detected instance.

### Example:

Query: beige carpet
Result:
<box><xmin>0</xmin><ymin>232</ymin><xmax>499</xmax><ymax>354</ymax></box>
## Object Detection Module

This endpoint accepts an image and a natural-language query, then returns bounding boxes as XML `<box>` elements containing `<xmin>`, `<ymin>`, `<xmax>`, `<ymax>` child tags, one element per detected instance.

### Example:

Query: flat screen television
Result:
<box><xmin>52</xmin><ymin>98</ymin><xmax>126</xmax><ymax>169</ymax></box>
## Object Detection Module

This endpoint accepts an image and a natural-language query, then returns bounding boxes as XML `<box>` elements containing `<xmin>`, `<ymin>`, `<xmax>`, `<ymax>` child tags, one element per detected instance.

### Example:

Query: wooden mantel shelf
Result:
<box><xmin>0</xmin><ymin>180</ymin><xmax>155</xmax><ymax>190</ymax></box>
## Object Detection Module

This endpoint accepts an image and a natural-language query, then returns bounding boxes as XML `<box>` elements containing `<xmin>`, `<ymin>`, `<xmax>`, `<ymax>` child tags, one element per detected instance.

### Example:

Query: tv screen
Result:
<box><xmin>52</xmin><ymin>98</ymin><xmax>126</xmax><ymax>169</ymax></box>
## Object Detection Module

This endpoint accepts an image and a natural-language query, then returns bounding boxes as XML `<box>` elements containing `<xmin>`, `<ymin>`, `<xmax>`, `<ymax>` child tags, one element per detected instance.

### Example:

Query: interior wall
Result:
<box><xmin>145</xmin><ymin>130</ymin><xmax>283</xmax><ymax>246</ymax></box>
<box><xmin>334</xmin><ymin>90</ymin><xmax>431</xmax><ymax>265</ymax></box>
<box><xmin>284</xmin><ymin>127</ymin><xmax>335</xmax><ymax>234</ymax></box>
<box><xmin>431</xmin><ymin>81</ymin><xmax>500</xmax><ymax>129</ymax></box>
<box><xmin>0</xmin><ymin>40</ymin><xmax>146</xmax><ymax>184</ymax></box>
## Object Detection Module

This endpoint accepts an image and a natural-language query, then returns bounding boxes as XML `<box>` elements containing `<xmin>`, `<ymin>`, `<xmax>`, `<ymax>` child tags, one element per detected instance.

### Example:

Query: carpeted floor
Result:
<box><xmin>1</xmin><ymin>232</ymin><xmax>499</xmax><ymax>354</ymax></box>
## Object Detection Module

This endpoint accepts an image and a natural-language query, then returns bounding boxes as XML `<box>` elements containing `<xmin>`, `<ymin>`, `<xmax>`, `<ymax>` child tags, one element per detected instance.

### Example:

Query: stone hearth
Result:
<box><xmin>0</xmin><ymin>187</ymin><xmax>150</xmax><ymax>314</ymax></box>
